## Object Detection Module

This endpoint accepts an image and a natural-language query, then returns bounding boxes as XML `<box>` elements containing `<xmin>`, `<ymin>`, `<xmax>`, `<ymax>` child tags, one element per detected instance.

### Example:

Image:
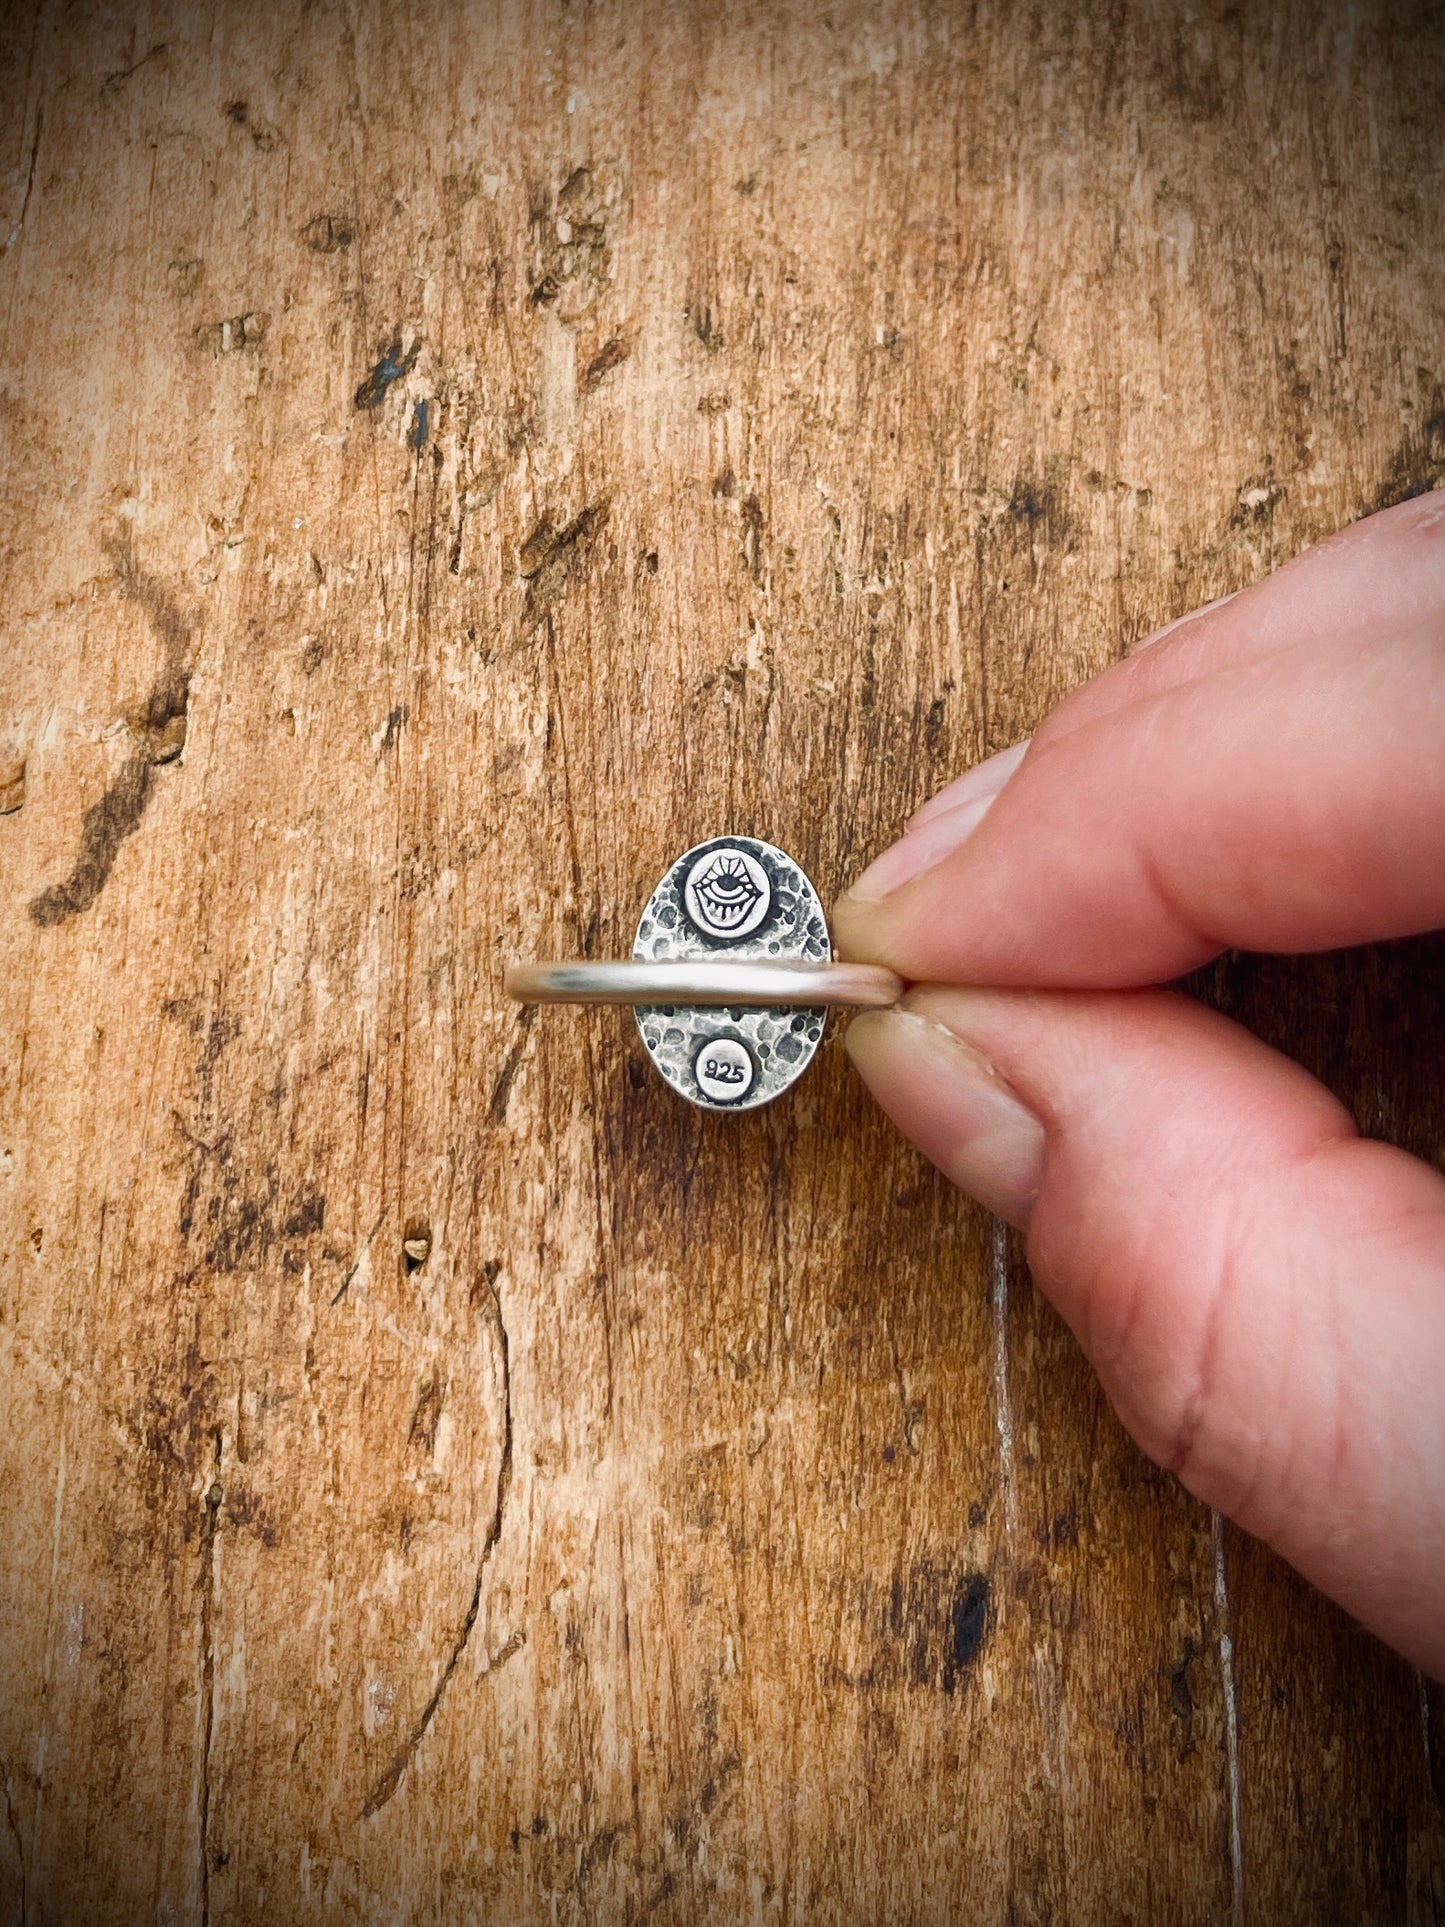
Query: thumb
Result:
<box><xmin>846</xmin><ymin>986</ymin><xmax>1445</xmax><ymax>1679</ymax></box>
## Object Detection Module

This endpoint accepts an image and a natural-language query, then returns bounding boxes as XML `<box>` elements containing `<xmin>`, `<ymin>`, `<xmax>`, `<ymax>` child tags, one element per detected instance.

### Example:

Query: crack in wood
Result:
<box><xmin>2</xmin><ymin>1767</ymin><xmax>26</xmax><ymax>1922</ymax></box>
<box><xmin>361</xmin><ymin>1271</ymin><xmax>515</xmax><ymax>1818</ymax></box>
<box><xmin>990</xmin><ymin>1216</ymin><xmax>1017</xmax><ymax>1541</ymax></box>
<box><xmin>635</xmin><ymin>1751</ymin><xmax>742</xmax><ymax>1920</ymax></box>
<box><xmin>5</xmin><ymin>110</ymin><xmax>41</xmax><ymax>251</ymax></box>
<box><xmin>197</xmin><ymin>1436</ymin><xmax>223</xmax><ymax>1927</ymax></box>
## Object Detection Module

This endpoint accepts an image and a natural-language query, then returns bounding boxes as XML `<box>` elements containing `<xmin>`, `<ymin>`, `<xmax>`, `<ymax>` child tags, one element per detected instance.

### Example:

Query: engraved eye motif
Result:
<box><xmin>683</xmin><ymin>847</ymin><xmax>771</xmax><ymax>941</ymax></box>
<box><xmin>694</xmin><ymin>857</ymin><xmax>759</xmax><ymax>925</ymax></box>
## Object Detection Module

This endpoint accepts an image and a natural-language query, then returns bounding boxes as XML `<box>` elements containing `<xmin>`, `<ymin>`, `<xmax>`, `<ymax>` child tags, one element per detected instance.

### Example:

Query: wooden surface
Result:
<box><xmin>1</xmin><ymin>2</ymin><xmax>1443</xmax><ymax>1920</ymax></box>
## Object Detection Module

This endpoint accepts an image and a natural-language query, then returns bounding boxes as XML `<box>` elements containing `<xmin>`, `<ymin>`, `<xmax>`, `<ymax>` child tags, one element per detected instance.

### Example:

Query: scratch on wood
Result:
<box><xmin>636</xmin><ymin>1750</ymin><xmax>742</xmax><ymax>1919</ymax></box>
<box><xmin>25</xmin><ymin>1425</ymin><xmax>69</xmax><ymax>1878</ymax></box>
<box><xmin>487</xmin><ymin>1007</ymin><xmax>534</xmax><ymax>1126</ymax></box>
<box><xmin>537</xmin><ymin>611</ymin><xmax>587</xmax><ymax>938</ymax></box>
<box><xmin>1212</xmin><ymin>1510</ymin><xmax>1244</xmax><ymax>1927</ymax></box>
<box><xmin>198</xmin><ymin>1437</ymin><xmax>223</xmax><ymax>1927</ymax></box>
<box><xmin>407</xmin><ymin>1371</ymin><xmax>445</xmax><ymax>1454</ymax></box>
<box><xmin>361</xmin><ymin>1270</ymin><xmax>515</xmax><ymax>1817</ymax></box>
<box><xmin>331</xmin><ymin>1209</ymin><xmax>386</xmax><ymax>1307</ymax></box>
<box><xmin>990</xmin><ymin>1216</ymin><xmax>1017</xmax><ymax>1539</ymax></box>
<box><xmin>100</xmin><ymin>43</ymin><xmax>167</xmax><ymax>96</ymax></box>
<box><xmin>4</xmin><ymin>110</ymin><xmax>41</xmax><ymax>251</ymax></box>
<box><xmin>576</xmin><ymin>1819</ymin><xmax>628</xmax><ymax>1887</ymax></box>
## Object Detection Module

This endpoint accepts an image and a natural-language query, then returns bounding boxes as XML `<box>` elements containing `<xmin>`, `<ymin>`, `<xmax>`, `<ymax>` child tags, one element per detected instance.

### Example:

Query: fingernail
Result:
<box><xmin>910</xmin><ymin>739</ymin><xmax>1029</xmax><ymax>831</ymax></box>
<box><xmin>846</xmin><ymin>1007</ymin><xmax>1044</xmax><ymax>1228</ymax></box>
<box><xmin>844</xmin><ymin>741</ymin><xmax>1025</xmax><ymax>905</ymax></box>
<box><xmin>1130</xmin><ymin>590</ymin><xmax>1238</xmax><ymax>653</ymax></box>
<box><xmin>844</xmin><ymin>742</ymin><xmax>1027</xmax><ymax>906</ymax></box>
<box><xmin>841</xmin><ymin>791</ymin><xmax>997</xmax><ymax>902</ymax></box>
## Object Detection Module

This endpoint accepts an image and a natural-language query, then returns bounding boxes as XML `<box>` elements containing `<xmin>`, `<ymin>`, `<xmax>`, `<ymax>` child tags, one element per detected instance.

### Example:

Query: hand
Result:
<box><xmin>834</xmin><ymin>494</ymin><xmax>1445</xmax><ymax>1679</ymax></box>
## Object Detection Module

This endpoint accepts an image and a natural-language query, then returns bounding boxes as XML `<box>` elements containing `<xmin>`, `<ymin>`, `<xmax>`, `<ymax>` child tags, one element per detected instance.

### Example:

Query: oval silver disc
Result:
<box><xmin>633</xmin><ymin>836</ymin><xmax>830</xmax><ymax>1111</ymax></box>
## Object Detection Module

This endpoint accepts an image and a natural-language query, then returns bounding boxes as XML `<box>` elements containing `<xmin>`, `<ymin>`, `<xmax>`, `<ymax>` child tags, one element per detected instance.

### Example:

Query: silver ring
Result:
<box><xmin>504</xmin><ymin>959</ymin><xmax>901</xmax><ymax>1007</ymax></box>
<box><xmin>507</xmin><ymin>836</ymin><xmax>893</xmax><ymax>1112</ymax></box>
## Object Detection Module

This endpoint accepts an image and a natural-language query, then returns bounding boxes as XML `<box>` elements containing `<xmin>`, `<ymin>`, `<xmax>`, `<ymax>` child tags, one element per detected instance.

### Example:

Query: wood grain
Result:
<box><xmin>1</xmin><ymin>1</ymin><xmax>1442</xmax><ymax>1919</ymax></box>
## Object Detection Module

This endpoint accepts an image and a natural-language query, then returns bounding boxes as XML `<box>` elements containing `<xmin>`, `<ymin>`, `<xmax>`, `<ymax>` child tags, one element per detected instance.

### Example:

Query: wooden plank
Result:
<box><xmin>0</xmin><ymin>2</ymin><xmax>1441</xmax><ymax>1920</ymax></box>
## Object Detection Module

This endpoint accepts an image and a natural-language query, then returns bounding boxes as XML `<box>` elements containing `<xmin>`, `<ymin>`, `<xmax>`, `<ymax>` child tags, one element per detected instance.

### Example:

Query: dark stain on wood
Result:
<box><xmin>1367</xmin><ymin>406</ymin><xmax>1445</xmax><ymax>513</ymax></box>
<box><xmin>832</xmin><ymin>1560</ymin><xmax>992</xmax><ymax>1695</ymax></box>
<box><xmin>303</xmin><ymin>212</ymin><xmax>354</xmax><ymax>252</ymax></box>
<box><xmin>354</xmin><ymin>335</ymin><xmax>420</xmax><ymax>410</ymax></box>
<box><xmin>519</xmin><ymin>502</ymin><xmax>610</xmax><ymax>624</ymax></box>
<box><xmin>29</xmin><ymin>754</ymin><xmax>153</xmax><ymax>926</ymax></box>
<box><xmin>581</xmin><ymin>336</ymin><xmax>631</xmax><ymax>391</ymax></box>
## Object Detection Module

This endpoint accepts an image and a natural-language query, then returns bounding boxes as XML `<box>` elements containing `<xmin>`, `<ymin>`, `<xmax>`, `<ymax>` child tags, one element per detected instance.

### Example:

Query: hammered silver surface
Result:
<box><xmin>633</xmin><ymin>837</ymin><xmax>829</xmax><ymax>1110</ymax></box>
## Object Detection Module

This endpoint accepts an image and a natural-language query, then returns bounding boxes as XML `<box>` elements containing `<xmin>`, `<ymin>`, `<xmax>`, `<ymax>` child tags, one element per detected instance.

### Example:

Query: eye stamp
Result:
<box><xmin>683</xmin><ymin>846</ymin><xmax>771</xmax><ymax>941</ymax></box>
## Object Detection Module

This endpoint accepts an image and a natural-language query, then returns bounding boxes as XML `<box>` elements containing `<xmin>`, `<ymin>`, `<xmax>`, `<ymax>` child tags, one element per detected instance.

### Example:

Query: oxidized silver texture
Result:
<box><xmin>633</xmin><ymin>836</ymin><xmax>829</xmax><ymax>1111</ymax></box>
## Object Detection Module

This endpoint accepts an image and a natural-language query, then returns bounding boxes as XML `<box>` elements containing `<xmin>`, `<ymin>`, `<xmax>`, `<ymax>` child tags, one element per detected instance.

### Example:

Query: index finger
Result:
<box><xmin>914</xmin><ymin>492</ymin><xmax>1445</xmax><ymax>834</ymax></box>
<box><xmin>834</xmin><ymin>592</ymin><xmax>1445</xmax><ymax>988</ymax></box>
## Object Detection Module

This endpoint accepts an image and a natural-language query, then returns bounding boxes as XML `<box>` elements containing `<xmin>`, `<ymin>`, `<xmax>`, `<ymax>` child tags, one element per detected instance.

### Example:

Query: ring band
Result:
<box><xmin>505</xmin><ymin>959</ymin><xmax>903</xmax><ymax>1009</ymax></box>
<box><xmin>515</xmin><ymin>837</ymin><xmax>891</xmax><ymax>1111</ymax></box>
